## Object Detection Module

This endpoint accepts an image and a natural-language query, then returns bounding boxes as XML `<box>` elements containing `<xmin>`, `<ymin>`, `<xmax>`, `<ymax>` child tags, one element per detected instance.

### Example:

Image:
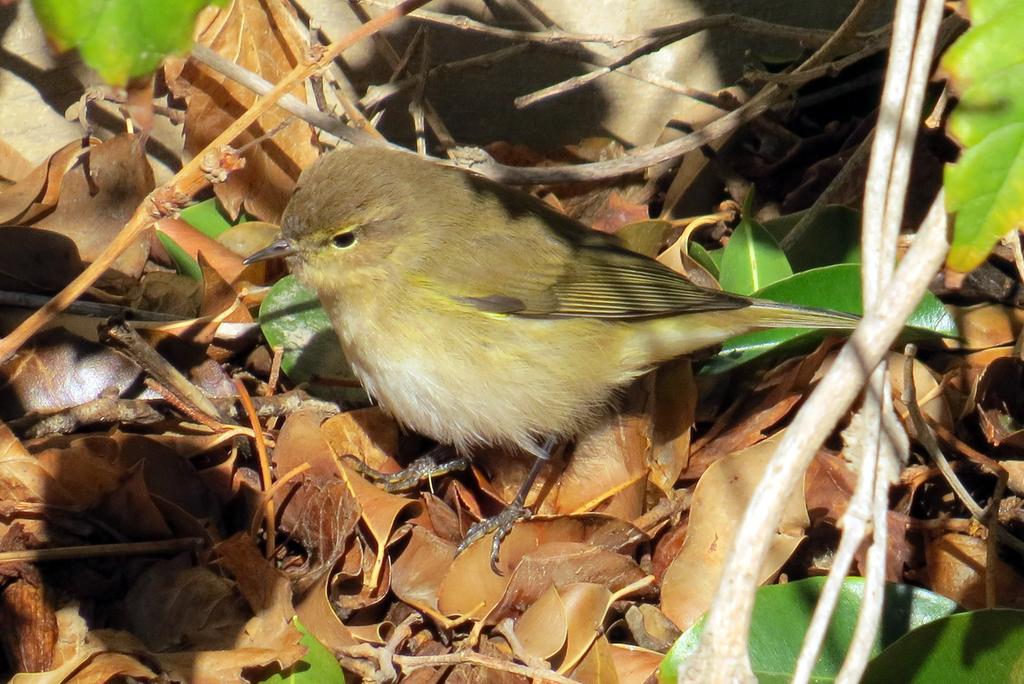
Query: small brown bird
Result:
<box><xmin>245</xmin><ymin>147</ymin><xmax>858</xmax><ymax>565</ymax></box>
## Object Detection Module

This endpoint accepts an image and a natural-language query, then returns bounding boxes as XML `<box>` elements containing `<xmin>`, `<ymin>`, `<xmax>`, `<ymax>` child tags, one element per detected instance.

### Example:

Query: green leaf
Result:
<box><xmin>763</xmin><ymin>206</ymin><xmax>862</xmax><ymax>271</ymax></box>
<box><xmin>30</xmin><ymin>0</ymin><xmax>226</xmax><ymax>86</ymax></box>
<box><xmin>260</xmin><ymin>618</ymin><xmax>347</xmax><ymax>683</ymax></box>
<box><xmin>659</xmin><ymin>577</ymin><xmax>959</xmax><ymax>684</ymax></box>
<box><xmin>719</xmin><ymin>217</ymin><xmax>793</xmax><ymax>295</ymax></box>
<box><xmin>944</xmin><ymin>124</ymin><xmax>1024</xmax><ymax>273</ymax></box>
<box><xmin>940</xmin><ymin>0</ymin><xmax>1024</xmax><ymax>274</ymax></box>
<box><xmin>862</xmin><ymin>609</ymin><xmax>1024</xmax><ymax>684</ymax></box>
<box><xmin>179</xmin><ymin>198</ymin><xmax>241</xmax><ymax>239</ymax></box>
<box><xmin>687</xmin><ymin>242</ymin><xmax>722</xmax><ymax>279</ymax></box>
<box><xmin>258</xmin><ymin>275</ymin><xmax>367</xmax><ymax>404</ymax></box>
<box><xmin>701</xmin><ymin>264</ymin><xmax>957</xmax><ymax>375</ymax></box>
<box><xmin>941</xmin><ymin>3</ymin><xmax>1024</xmax><ymax>87</ymax></box>
<box><xmin>156</xmin><ymin>231</ymin><xmax>203</xmax><ymax>282</ymax></box>
<box><xmin>948</xmin><ymin>64</ymin><xmax>1024</xmax><ymax>148</ymax></box>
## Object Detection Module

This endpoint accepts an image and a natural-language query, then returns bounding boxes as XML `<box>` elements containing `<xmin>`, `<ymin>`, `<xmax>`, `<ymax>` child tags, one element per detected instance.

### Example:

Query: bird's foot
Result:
<box><xmin>457</xmin><ymin>503</ymin><xmax>533</xmax><ymax>574</ymax></box>
<box><xmin>344</xmin><ymin>449</ymin><xmax>470</xmax><ymax>493</ymax></box>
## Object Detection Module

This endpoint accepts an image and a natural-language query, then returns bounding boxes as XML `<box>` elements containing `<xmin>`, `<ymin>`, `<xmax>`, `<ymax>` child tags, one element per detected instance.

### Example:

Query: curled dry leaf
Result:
<box><xmin>321</xmin><ymin>406</ymin><xmax>402</xmax><ymax>474</ymax></box>
<box><xmin>0</xmin><ymin>138</ymin><xmax>92</xmax><ymax>226</ymax></box>
<box><xmin>31</xmin><ymin>134</ymin><xmax>155</xmax><ymax>279</ymax></box>
<box><xmin>661</xmin><ymin>430</ymin><xmax>810</xmax><ymax>630</ymax></box>
<box><xmin>164</xmin><ymin>0</ymin><xmax>318</xmax><ymax>221</ymax></box>
<box><xmin>975</xmin><ymin>356</ymin><xmax>1024</xmax><ymax>450</ymax></box>
<box><xmin>569</xmin><ymin>635</ymin><xmax>619</xmax><ymax>684</ymax></box>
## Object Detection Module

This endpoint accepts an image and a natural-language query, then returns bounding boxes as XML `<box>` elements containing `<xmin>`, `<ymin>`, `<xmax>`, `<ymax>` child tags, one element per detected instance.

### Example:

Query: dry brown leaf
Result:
<box><xmin>0</xmin><ymin>328</ymin><xmax>144</xmax><ymax>420</ymax></box>
<box><xmin>556</xmin><ymin>582</ymin><xmax>615</xmax><ymax>674</ymax></box>
<box><xmin>514</xmin><ymin>583</ymin><xmax>568</xmax><ymax>661</ymax></box>
<box><xmin>553</xmin><ymin>409</ymin><xmax>649</xmax><ymax>519</ymax></box>
<box><xmin>888</xmin><ymin>351</ymin><xmax>952</xmax><ymax>428</ymax></box>
<box><xmin>975</xmin><ymin>356</ymin><xmax>1024</xmax><ymax>450</ymax></box>
<box><xmin>165</xmin><ymin>0</ymin><xmax>318</xmax><ymax>221</ymax></box>
<box><xmin>337</xmin><ymin>461</ymin><xmax>419</xmax><ymax>588</ymax></box>
<box><xmin>0</xmin><ymin>566</ymin><xmax>57</xmax><ymax>673</ymax></box>
<box><xmin>390</xmin><ymin>525</ymin><xmax>457</xmax><ymax>627</ymax></box>
<box><xmin>661</xmin><ymin>431</ymin><xmax>809</xmax><ymax>629</ymax></box>
<box><xmin>321</xmin><ymin>407</ymin><xmax>402</xmax><ymax>474</ymax></box>
<box><xmin>485</xmin><ymin>543</ymin><xmax>650</xmax><ymax>626</ymax></box>
<box><xmin>948</xmin><ymin>304</ymin><xmax>1024</xmax><ymax>350</ymax></box>
<box><xmin>155</xmin><ymin>217</ymin><xmax>251</xmax><ymax>287</ymax></box>
<box><xmin>649</xmin><ymin>359</ymin><xmax>697</xmax><ymax>495</ymax></box>
<box><xmin>294</xmin><ymin>569</ymin><xmax>357</xmax><ymax>651</ymax></box>
<box><xmin>926</xmin><ymin>533</ymin><xmax>1024</xmax><ymax>610</ymax></box>
<box><xmin>569</xmin><ymin>634</ymin><xmax>619</xmax><ymax>684</ymax></box>
<box><xmin>0</xmin><ymin>227</ymin><xmax>82</xmax><ymax>294</ymax></box>
<box><xmin>0</xmin><ymin>139</ymin><xmax>92</xmax><ymax>226</ymax></box>
<box><xmin>607</xmin><ymin>643</ymin><xmax>663</xmax><ymax>684</ymax></box>
<box><xmin>32</xmin><ymin>134</ymin><xmax>154</xmax><ymax>278</ymax></box>
<box><xmin>120</xmin><ymin>556</ymin><xmax>250</xmax><ymax>652</ymax></box>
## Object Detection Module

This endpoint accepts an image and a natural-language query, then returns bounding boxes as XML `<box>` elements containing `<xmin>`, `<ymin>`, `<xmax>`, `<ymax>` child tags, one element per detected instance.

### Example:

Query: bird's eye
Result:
<box><xmin>331</xmin><ymin>231</ymin><xmax>357</xmax><ymax>249</ymax></box>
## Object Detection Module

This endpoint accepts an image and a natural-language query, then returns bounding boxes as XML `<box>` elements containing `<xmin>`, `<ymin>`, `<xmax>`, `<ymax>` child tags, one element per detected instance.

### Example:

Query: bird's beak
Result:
<box><xmin>243</xmin><ymin>238</ymin><xmax>297</xmax><ymax>265</ymax></box>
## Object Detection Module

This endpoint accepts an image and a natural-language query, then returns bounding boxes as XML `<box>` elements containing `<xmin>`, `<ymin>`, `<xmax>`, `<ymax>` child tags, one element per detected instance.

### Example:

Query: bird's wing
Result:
<box><xmin>442</xmin><ymin>238</ymin><xmax>752</xmax><ymax>321</ymax></box>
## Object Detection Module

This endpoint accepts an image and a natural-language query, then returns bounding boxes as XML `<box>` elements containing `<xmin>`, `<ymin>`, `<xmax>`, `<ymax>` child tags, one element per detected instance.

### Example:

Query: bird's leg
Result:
<box><xmin>457</xmin><ymin>437</ymin><xmax>556</xmax><ymax>573</ymax></box>
<box><xmin>343</xmin><ymin>444</ymin><xmax>470</xmax><ymax>493</ymax></box>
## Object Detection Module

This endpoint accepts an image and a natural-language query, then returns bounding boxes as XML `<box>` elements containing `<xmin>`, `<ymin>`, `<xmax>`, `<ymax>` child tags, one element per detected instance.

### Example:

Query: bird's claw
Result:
<box><xmin>343</xmin><ymin>452</ymin><xmax>470</xmax><ymax>493</ymax></box>
<box><xmin>457</xmin><ymin>503</ymin><xmax>532</xmax><ymax>575</ymax></box>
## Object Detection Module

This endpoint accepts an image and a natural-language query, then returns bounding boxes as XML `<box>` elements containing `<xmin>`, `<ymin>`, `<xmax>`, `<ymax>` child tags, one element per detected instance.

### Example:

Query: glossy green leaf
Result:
<box><xmin>862</xmin><ymin>609</ymin><xmax>1024</xmax><ymax>684</ymax></box>
<box><xmin>764</xmin><ymin>205</ymin><xmax>862</xmax><ymax>271</ymax></box>
<box><xmin>701</xmin><ymin>264</ymin><xmax>957</xmax><ymax>375</ymax></box>
<box><xmin>944</xmin><ymin>124</ymin><xmax>1024</xmax><ymax>273</ymax></box>
<box><xmin>156</xmin><ymin>231</ymin><xmax>203</xmax><ymax>282</ymax></box>
<box><xmin>258</xmin><ymin>275</ymin><xmax>366</xmax><ymax>404</ymax></box>
<box><xmin>719</xmin><ymin>217</ymin><xmax>793</xmax><ymax>295</ymax></box>
<box><xmin>260</xmin><ymin>618</ymin><xmax>347</xmax><ymax>683</ymax></box>
<box><xmin>687</xmin><ymin>242</ymin><xmax>722</xmax><ymax>279</ymax></box>
<box><xmin>30</xmin><ymin>0</ymin><xmax>226</xmax><ymax>86</ymax></box>
<box><xmin>179</xmin><ymin>198</ymin><xmax>240</xmax><ymax>239</ymax></box>
<box><xmin>659</xmin><ymin>577</ymin><xmax>959</xmax><ymax>684</ymax></box>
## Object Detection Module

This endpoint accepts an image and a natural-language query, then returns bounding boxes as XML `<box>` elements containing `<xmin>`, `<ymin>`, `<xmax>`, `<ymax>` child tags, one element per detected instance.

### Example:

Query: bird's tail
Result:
<box><xmin>744</xmin><ymin>299</ymin><xmax>861</xmax><ymax>330</ymax></box>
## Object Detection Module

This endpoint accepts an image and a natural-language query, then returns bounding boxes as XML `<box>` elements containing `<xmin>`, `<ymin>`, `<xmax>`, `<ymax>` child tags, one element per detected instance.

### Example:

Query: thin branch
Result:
<box><xmin>0</xmin><ymin>538</ymin><xmax>202</xmax><ymax>564</ymax></box>
<box><xmin>189</xmin><ymin>44</ymin><xmax>384</xmax><ymax>147</ymax></box>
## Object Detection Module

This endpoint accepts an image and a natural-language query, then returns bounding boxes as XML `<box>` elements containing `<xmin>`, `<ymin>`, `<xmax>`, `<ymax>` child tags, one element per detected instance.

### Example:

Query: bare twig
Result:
<box><xmin>100</xmin><ymin>319</ymin><xmax>225</xmax><ymax>421</ymax></box>
<box><xmin>0</xmin><ymin>538</ymin><xmax>202</xmax><ymax>564</ymax></box>
<box><xmin>360</xmin><ymin>44</ymin><xmax>531</xmax><ymax>110</ymax></box>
